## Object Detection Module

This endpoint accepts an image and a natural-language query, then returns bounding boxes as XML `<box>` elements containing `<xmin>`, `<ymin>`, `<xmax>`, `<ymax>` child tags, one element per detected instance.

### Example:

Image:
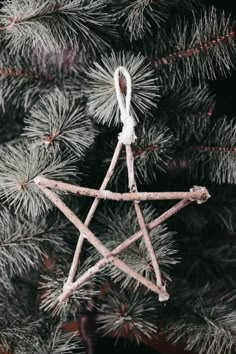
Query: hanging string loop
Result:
<box><xmin>114</xmin><ymin>66</ymin><xmax>137</xmax><ymax>145</ymax></box>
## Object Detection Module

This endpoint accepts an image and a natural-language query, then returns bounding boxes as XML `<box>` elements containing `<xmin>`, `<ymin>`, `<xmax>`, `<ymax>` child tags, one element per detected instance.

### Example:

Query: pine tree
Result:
<box><xmin>0</xmin><ymin>1</ymin><xmax>236</xmax><ymax>353</ymax></box>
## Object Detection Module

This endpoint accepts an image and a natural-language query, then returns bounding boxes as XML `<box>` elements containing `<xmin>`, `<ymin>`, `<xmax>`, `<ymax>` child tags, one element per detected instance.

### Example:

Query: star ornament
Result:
<box><xmin>34</xmin><ymin>66</ymin><xmax>210</xmax><ymax>303</ymax></box>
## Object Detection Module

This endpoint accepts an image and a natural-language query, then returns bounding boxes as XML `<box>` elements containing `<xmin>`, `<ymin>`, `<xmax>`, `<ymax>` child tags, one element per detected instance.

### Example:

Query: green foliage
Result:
<box><xmin>115</xmin><ymin>0</ymin><xmax>200</xmax><ymax>41</ymax></box>
<box><xmin>189</xmin><ymin>117</ymin><xmax>236</xmax><ymax>184</ymax></box>
<box><xmin>162</xmin><ymin>285</ymin><xmax>236</xmax><ymax>354</ymax></box>
<box><xmin>159</xmin><ymin>84</ymin><xmax>215</xmax><ymax>142</ymax></box>
<box><xmin>0</xmin><ymin>207</ymin><xmax>71</xmax><ymax>279</ymax></box>
<box><xmin>0</xmin><ymin>0</ymin><xmax>116</xmax><ymax>58</ymax></box>
<box><xmin>24</xmin><ymin>89</ymin><xmax>96</xmax><ymax>158</ymax></box>
<box><xmin>144</xmin><ymin>7</ymin><xmax>236</xmax><ymax>91</ymax></box>
<box><xmin>0</xmin><ymin>142</ymin><xmax>78</xmax><ymax>217</ymax></box>
<box><xmin>40</xmin><ymin>259</ymin><xmax>99</xmax><ymax>319</ymax></box>
<box><xmin>0</xmin><ymin>49</ymin><xmax>81</xmax><ymax>111</ymax></box>
<box><xmin>97</xmin><ymin>286</ymin><xmax>160</xmax><ymax>343</ymax></box>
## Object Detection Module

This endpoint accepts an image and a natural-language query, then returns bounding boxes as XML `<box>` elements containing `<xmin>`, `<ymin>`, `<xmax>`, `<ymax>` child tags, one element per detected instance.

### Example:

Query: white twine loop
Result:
<box><xmin>114</xmin><ymin>66</ymin><xmax>137</xmax><ymax>145</ymax></box>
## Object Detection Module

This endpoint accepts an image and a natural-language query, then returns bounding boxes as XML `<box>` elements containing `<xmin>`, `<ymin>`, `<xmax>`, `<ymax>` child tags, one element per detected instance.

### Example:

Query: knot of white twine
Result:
<box><xmin>190</xmin><ymin>186</ymin><xmax>211</xmax><ymax>204</ymax></box>
<box><xmin>114</xmin><ymin>66</ymin><xmax>137</xmax><ymax>145</ymax></box>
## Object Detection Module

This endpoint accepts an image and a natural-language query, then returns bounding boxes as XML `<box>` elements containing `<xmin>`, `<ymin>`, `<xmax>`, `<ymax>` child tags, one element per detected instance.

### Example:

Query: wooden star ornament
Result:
<box><xmin>34</xmin><ymin>66</ymin><xmax>210</xmax><ymax>303</ymax></box>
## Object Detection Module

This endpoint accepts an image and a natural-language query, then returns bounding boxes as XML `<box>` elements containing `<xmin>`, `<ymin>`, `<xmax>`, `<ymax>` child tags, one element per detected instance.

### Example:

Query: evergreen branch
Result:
<box><xmin>85</xmin><ymin>51</ymin><xmax>159</xmax><ymax>127</ymax></box>
<box><xmin>162</xmin><ymin>285</ymin><xmax>236</xmax><ymax>354</ymax></box>
<box><xmin>0</xmin><ymin>207</ymin><xmax>71</xmax><ymax>279</ymax></box>
<box><xmin>7</xmin><ymin>324</ymin><xmax>85</xmax><ymax>353</ymax></box>
<box><xmin>23</xmin><ymin>89</ymin><xmax>96</xmax><ymax>158</ymax></box>
<box><xmin>97</xmin><ymin>287</ymin><xmax>160</xmax><ymax>344</ymax></box>
<box><xmin>145</xmin><ymin>7</ymin><xmax>236</xmax><ymax>90</ymax></box>
<box><xmin>0</xmin><ymin>49</ymin><xmax>81</xmax><ymax>111</ymax></box>
<box><xmin>189</xmin><ymin>117</ymin><xmax>236</xmax><ymax>183</ymax></box>
<box><xmin>0</xmin><ymin>142</ymin><xmax>78</xmax><ymax>218</ymax></box>
<box><xmin>48</xmin><ymin>327</ymin><xmax>85</xmax><ymax>354</ymax></box>
<box><xmin>40</xmin><ymin>262</ymin><xmax>99</xmax><ymax>319</ymax></box>
<box><xmin>116</xmin><ymin>0</ymin><xmax>200</xmax><ymax>41</ymax></box>
<box><xmin>159</xmin><ymin>84</ymin><xmax>215</xmax><ymax>141</ymax></box>
<box><xmin>0</xmin><ymin>0</ymin><xmax>116</xmax><ymax>58</ymax></box>
<box><xmin>117</xmin><ymin>0</ymin><xmax>166</xmax><ymax>41</ymax></box>
<box><xmin>0</xmin><ymin>280</ymin><xmax>38</xmax><ymax>351</ymax></box>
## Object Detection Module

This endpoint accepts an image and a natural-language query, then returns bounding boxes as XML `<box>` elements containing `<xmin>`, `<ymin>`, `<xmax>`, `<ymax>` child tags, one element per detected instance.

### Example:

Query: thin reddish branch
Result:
<box><xmin>0</xmin><ymin>65</ymin><xmax>54</xmax><ymax>82</ymax></box>
<box><xmin>133</xmin><ymin>144</ymin><xmax>161</xmax><ymax>158</ymax></box>
<box><xmin>154</xmin><ymin>31</ymin><xmax>235</xmax><ymax>67</ymax></box>
<box><xmin>190</xmin><ymin>145</ymin><xmax>236</xmax><ymax>154</ymax></box>
<box><xmin>44</xmin><ymin>130</ymin><xmax>61</xmax><ymax>146</ymax></box>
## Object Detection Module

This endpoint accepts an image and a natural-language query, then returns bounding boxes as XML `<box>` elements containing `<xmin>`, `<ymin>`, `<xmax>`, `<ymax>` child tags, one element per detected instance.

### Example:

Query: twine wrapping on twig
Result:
<box><xmin>114</xmin><ymin>66</ymin><xmax>137</xmax><ymax>145</ymax></box>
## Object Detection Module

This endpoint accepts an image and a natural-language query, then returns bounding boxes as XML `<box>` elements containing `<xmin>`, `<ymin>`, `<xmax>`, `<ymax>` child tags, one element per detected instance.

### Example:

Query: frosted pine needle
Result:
<box><xmin>0</xmin><ymin>142</ymin><xmax>78</xmax><ymax>218</ymax></box>
<box><xmin>97</xmin><ymin>287</ymin><xmax>159</xmax><ymax>344</ymax></box>
<box><xmin>24</xmin><ymin>90</ymin><xmax>96</xmax><ymax>158</ymax></box>
<box><xmin>0</xmin><ymin>0</ymin><xmax>116</xmax><ymax>58</ymax></box>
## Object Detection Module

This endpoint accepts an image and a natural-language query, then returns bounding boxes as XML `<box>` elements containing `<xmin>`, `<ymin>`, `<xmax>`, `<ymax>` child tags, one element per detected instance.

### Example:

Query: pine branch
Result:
<box><xmin>162</xmin><ymin>285</ymin><xmax>236</xmax><ymax>354</ymax></box>
<box><xmin>0</xmin><ymin>0</ymin><xmax>116</xmax><ymax>59</ymax></box>
<box><xmin>144</xmin><ymin>7</ymin><xmax>236</xmax><ymax>91</ymax></box>
<box><xmin>0</xmin><ymin>207</ymin><xmax>71</xmax><ymax>279</ymax></box>
<box><xmin>48</xmin><ymin>327</ymin><xmax>85</xmax><ymax>354</ymax></box>
<box><xmin>188</xmin><ymin>117</ymin><xmax>236</xmax><ymax>184</ymax></box>
<box><xmin>159</xmin><ymin>84</ymin><xmax>215</xmax><ymax>141</ymax></box>
<box><xmin>9</xmin><ymin>325</ymin><xmax>85</xmax><ymax>354</ymax></box>
<box><xmin>97</xmin><ymin>286</ymin><xmax>160</xmax><ymax>344</ymax></box>
<box><xmin>0</xmin><ymin>49</ymin><xmax>81</xmax><ymax>111</ymax></box>
<box><xmin>23</xmin><ymin>89</ymin><xmax>96</xmax><ymax>158</ymax></box>
<box><xmin>116</xmin><ymin>0</ymin><xmax>166</xmax><ymax>41</ymax></box>
<box><xmin>40</xmin><ymin>260</ymin><xmax>99</xmax><ymax>319</ymax></box>
<box><xmin>0</xmin><ymin>279</ymin><xmax>37</xmax><ymax>351</ymax></box>
<box><xmin>0</xmin><ymin>142</ymin><xmax>78</xmax><ymax>217</ymax></box>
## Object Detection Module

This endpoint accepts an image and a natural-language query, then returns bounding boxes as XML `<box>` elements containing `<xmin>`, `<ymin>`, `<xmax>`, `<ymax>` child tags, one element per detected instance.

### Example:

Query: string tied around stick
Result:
<box><xmin>114</xmin><ymin>66</ymin><xmax>137</xmax><ymax>145</ymax></box>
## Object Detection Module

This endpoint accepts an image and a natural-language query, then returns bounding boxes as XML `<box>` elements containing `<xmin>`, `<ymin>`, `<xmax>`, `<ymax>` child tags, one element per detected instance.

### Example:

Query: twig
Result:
<box><xmin>37</xmin><ymin>185</ymin><xmax>169</xmax><ymax>301</ymax></box>
<box><xmin>64</xmin><ymin>141</ymin><xmax>123</xmax><ymax>286</ymax></box>
<box><xmin>35</xmin><ymin>176</ymin><xmax>210</xmax><ymax>202</ymax></box>
<box><xmin>126</xmin><ymin>144</ymin><xmax>168</xmax><ymax>300</ymax></box>
<box><xmin>59</xmin><ymin>199</ymin><xmax>191</xmax><ymax>301</ymax></box>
